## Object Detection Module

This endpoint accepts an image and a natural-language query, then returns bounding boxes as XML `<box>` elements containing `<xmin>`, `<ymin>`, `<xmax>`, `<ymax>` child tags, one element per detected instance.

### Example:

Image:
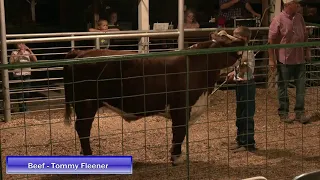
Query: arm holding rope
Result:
<box><xmin>302</xmin><ymin>17</ymin><xmax>311</xmax><ymax>62</ymax></box>
<box><xmin>268</xmin><ymin>17</ymin><xmax>280</xmax><ymax>73</ymax></box>
<box><xmin>268</xmin><ymin>39</ymin><xmax>277</xmax><ymax>72</ymax></box>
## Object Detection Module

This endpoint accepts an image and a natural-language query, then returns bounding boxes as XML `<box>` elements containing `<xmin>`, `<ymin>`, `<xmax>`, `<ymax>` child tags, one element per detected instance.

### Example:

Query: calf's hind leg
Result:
<box><xmin>74</xmin><ymin>101</ymin><xmax>98</xmax><ymax>155</ymax></box>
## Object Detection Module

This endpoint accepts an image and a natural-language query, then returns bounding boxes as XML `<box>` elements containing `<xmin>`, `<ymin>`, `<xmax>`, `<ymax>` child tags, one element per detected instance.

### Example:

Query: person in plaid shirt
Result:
<box><xmin>268</xmin><ymin>0</ymin><xmax>311</xmax><ymax>124</ymax></box>
<box><xmin>219</xmin><ymin>0</ymin><xmax>260</xmax><ymax>27</ymax></box>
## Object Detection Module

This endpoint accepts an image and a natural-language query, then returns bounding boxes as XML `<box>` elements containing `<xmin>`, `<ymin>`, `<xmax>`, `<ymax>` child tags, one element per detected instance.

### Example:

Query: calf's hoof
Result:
<box><xmin>80</xmin><ymin>150</ymin><xmax>92</xmax><ymax>156</ymax></box>
<box><xmin>171</xmin><ymin>154</ymin><xmax>185</xmax><ymax>166</ymax></box>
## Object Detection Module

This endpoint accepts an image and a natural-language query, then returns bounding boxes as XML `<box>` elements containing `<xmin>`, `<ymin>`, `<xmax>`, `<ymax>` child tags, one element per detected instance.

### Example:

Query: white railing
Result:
<box><xmin>0</xmin><ymin>26</ymin><xmax>319</xmax><ymax>115</ymax></box>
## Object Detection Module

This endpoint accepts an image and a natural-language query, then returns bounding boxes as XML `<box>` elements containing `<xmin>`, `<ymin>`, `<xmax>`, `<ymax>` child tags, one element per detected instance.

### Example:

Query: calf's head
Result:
<box><xmin>65</xmin><ymin>49</ymin><xmax>83</xmax><ymax>59</ymax></box>
<box><xmin>188</xmin><ymin>34</ymin><xmax>246</xmax><ymax>70</ymax></box>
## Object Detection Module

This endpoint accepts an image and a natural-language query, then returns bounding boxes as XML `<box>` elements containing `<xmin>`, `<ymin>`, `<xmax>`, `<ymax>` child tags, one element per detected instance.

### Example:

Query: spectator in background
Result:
<box><xmin>304</xmin><ymin>6</ymin><xmax>320</xmax><ymax>23</ymax></box>
<box><xmin>88</xmin><ymin>19</ymin><xmax>119</xmax><ymax>49</ymax></box>
<box><xmin>268</xmin><ymin>0</ymin><xmax>311</xmax><ymax>124</ymax></box>
<box><xmin>219</xmin><ymin>0</ymin><xmax>261</xmax><ymax>27</ymax></box>
<box><xmin>9</xmin><ymin>43</ymin><xmax>37</xmax><ymax>112</ymax></box>
<box><xmin>108</xmin><ymin>12</ymin><xmax>119</xmax><ymax>27</ymax></box>
<box><xmin>88</xmin><ymin>19</ymin><xmax>120</xmax><ymax>32</ymax></box>
<box><xmin>184</xmin><ymin>9</ymin><xmax>200</xmax><ymax>48</ymax></box>
<box><xmin>184</xmin><ymin>9</ymin><xmax>200</xmax><ymax>29</ymax></box>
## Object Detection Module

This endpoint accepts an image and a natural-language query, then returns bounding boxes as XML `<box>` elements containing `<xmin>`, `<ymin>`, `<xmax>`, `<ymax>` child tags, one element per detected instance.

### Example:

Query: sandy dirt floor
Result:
<box><xmin>1</xmin><ymin>87</ymin><xmax>320</xmax><ymax>180</ymax></box>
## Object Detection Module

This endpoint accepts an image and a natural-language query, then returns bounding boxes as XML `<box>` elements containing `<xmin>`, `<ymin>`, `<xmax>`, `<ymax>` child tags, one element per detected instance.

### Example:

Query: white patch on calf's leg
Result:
<box><xmin>189</xmin><ymin>91</ymin><xmax>209</xmax><ymax>126</ymax></box>
<box><xmin>170</xmin><ymin>91</ymin><xmax>209</xmax><ymax>163</ymax></box>
<box><xmin>171</xmin><ymin>154</ymin><xmax>185</xmax><ymax>165</ymax></box>
<box><xmin>170</xmin><ymin>145</ymin><xmax>185</xmax><ymax>165</ymax></box>
<box><xmin>169</xmin><ymin>93</ymin><xmax>209</xmax><ymax>166</ymax></box>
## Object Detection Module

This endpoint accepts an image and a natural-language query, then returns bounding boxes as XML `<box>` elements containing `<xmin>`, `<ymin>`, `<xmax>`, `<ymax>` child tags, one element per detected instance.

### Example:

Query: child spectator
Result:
<box><xmin>184</xmin><ymin>9</ymin><xmax>200</xmax><ymax>29</ymax></box>
<box><xmin>9</xmin><ymin>43</ymin><xmax>37</xmax><ymax>112</ymax></box>
<box><xmin>220</xmin><ymin>26</ymin><xmax>256</xmax><ymax>152</ymax></box>
<box><xmin>89</xmin><ymin>19</ymin><xmax>119</xmax><ymax>49</ymax></box>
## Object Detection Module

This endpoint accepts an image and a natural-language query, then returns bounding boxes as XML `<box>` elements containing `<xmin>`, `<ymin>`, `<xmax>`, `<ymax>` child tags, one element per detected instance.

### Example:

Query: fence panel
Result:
<box><xmin>0</xmin><ymin>29</ymin><xmax>320</xmax><ymax>180</ymax></box>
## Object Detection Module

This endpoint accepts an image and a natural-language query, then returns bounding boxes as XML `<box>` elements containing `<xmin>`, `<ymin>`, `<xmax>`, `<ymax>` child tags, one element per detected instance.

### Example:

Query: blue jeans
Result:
<box><xmin>277</xmin><ymin>63</ymin><xmax>306</xmax><ymax>116</ymax></box>
<box><xmin>235</xmin><ymin>79</ymin><xmax>256</xmax><ymax>146</ymax></box>
<box><xmin>13</xmin><ymin>75</ymin><xmax>30</xmax><ymax>112</ymax></box>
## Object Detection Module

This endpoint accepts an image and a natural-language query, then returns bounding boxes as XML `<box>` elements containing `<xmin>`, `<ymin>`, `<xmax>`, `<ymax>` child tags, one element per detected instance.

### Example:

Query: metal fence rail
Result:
<box><xmin>1</xmin><ymin>26</ymin><xmax>319</xmax><ymax>116</ymax></box>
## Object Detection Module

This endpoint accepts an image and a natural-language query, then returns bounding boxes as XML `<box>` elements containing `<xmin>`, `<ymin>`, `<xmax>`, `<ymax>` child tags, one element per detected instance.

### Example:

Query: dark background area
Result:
<box><xmin>2</xmin><ymin>0</ymin><xmax>320</xmax><ymax>89</ymax></box>
<box><xmin>3</xmin><ymin>0</ymin><xmax>320</xmax><ymax>34</ymax></box>
<box><xmin>3</xmin><ymin>0</ymin><xmax>264</xmax><ymax>33</ymax></box>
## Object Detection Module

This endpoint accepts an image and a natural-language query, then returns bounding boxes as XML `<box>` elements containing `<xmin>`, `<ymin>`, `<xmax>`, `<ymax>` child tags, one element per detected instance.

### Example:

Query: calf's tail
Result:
<box><xmin>64</xmin><ymin>103</ymin><xmax>72</xmax><ymax>126</ymax></box>
<box><xmin>63</xmin><ymin>65</ymin><xmax>73</xmax><ymax>126</ymax></box>
<box><xmin>64</xmin><ymin>96</ymin><xmax>72</xmax><ymax>127</ymax></box>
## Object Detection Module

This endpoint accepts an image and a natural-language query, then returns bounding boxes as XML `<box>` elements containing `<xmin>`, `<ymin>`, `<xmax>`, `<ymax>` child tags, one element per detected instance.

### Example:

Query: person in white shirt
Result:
<box><xmin>219</xmin><ymin>26</ymin><xmax>256</xmax><ymax>152</ymax></box>
<box><xmin>9</xmin><ymin>43</ymin><xmax>37</xmax><ymax>112</ymax></box>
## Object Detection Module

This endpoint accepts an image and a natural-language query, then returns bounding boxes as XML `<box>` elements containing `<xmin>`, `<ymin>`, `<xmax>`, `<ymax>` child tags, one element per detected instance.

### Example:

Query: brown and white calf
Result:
<box><xmin>63</xmin><ymin>33</ymin><xmax>246</xmax><ymax>165</ymax></box>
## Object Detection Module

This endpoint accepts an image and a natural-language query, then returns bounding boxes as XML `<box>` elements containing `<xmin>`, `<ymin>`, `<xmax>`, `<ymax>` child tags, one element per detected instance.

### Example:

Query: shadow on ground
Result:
<box><xmin>37</xmin><ymin>157</ymin><xmax>312</xmax><ymax>180</ymax></box>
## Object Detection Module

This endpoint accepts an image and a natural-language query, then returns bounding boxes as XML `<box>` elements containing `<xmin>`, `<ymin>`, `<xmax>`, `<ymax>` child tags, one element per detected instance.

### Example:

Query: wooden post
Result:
<box><xmin>26</xmin><ymin>0</ymin><xmax>36</xmax><ymax>22</ymax></box>
<box><xmin>31</xmin><ymin>0</ymin><xmax>36</xmax><ymax>22</ymax></box>
<box><xmin>93</xmin><ymin>0</ymin><xmax>100</xmax><ymax>28</ymax></box>
<box><xmin>261</xmin><ymin>0</ymin><xmax>269</xmax><ymax>27</ymax></box>
<box><xmin>138</xmin><ymin>0</ymin><xmax>150</xmax><ymax>53</ymax></box>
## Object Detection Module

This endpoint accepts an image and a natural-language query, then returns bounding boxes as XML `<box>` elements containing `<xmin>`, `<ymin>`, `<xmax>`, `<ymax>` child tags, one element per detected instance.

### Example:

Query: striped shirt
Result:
<box><xmin>219</xmin><ymin>0</ymin><xmax>248</xmax><ymax>21</ymax></box>
<box><xmin>268</xmin><ymin>10</ymin><xmax>307</xmax><ymax>64</ymax></box>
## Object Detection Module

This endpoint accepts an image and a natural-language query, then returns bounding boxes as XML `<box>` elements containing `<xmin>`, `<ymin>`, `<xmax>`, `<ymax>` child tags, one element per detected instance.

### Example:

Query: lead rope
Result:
<box><xmin>252</xmin><ymin>5</ymin><xmax>272</xmax><ymax>57</ymax></box>
<box><xmin>210</xmin><ymin>52</ymin><xmax>243</xmax><ymax>97</ymax></box>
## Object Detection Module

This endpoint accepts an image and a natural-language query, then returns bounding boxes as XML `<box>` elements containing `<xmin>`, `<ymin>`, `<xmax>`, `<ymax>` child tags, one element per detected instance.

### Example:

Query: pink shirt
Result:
<box><xmin>268</xmin><ymin>11</ymin><xmax>307</xmax><ymax>64</ymax></box>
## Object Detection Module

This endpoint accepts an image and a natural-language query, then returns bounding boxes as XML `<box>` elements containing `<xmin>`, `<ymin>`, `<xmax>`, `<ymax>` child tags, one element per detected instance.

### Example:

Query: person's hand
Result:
<box><xmin>269</xmin><ymin>58</ymin><xmax>277</xmax><ymax>73</ymax></box>
<box><xmin>226</xmin><ymin>71</ymin><xmax>235</xmax><ymax>82</ymax></box>
<box><xmin>24</xmin><ymin>45</ymin><xmax>31</xmax><ymax>51</ymax></box>
<box><xmin>253</xmin><ymin>13</ymin><xmax>261</xmax><ymax>18</ymax></box>
<box><xmin>306</xmin><ymin>49</ymin><xmax>311</xmax><ymax>62</ymax></box>
<box><xmin>17</xmin><ymin>50</ymin><xmax>24</xmax><ymax>55</ymax></box>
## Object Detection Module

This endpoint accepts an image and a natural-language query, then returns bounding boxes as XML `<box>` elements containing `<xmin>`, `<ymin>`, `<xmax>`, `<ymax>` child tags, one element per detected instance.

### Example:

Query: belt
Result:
<box><xmin>235</xmin><ymin>78</ymin><xmax>255</xmax><ymax>84</ymax></box>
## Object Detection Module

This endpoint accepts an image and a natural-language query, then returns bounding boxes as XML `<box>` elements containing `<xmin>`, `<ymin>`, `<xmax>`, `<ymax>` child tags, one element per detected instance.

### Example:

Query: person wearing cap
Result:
<box><xmin>268</xmin><ymin>0</ymin><xmax>311</xmax><ymax>124</ymax></box>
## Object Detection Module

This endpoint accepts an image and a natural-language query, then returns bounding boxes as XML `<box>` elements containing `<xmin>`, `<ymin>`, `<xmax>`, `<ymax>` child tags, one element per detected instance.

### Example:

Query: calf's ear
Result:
<box><xmin>209</xmin><ymin>31</ymin><xmax>219</xmax><ymax>40</ymax></box>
